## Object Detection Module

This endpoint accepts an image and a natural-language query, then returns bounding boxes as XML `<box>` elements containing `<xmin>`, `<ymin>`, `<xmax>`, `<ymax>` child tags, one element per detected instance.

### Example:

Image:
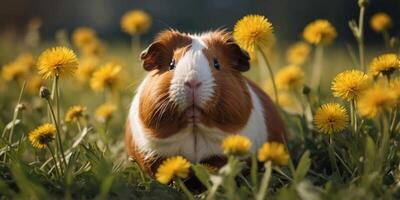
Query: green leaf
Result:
<box><xmin>361</xmin><ymin>135</ymin><xmax>381</xmax><ymax>188</ymax></box>
<box><xmin>364</xmin><ymin>135</ymin><xmax>378</xmax><ymax>174</ymax></box>
<box><xmin>255</xmin><ymin>161</ymin><xmax>272</xmax><ymax>200</ymax></box>
<box><xmin>0</xmin><ymin>177</ymin><xmax>16</xmax><ymax>198</ymax></box>
<box><xmin>295</xmin><ymin>180</ymin><xmax>322</xmax><ymax>200</ymax></box>
<box><xmin>191</xmin><ymin>164</ymin><xmax>211</xmax><ymax>188</ymax></box>
<box><xmin>276</xmin><ymin>186</ymin><xmax>297</xmax><ymax>200</ymax></box>
<box><xmin>250</xmin><ymin>153</ymin><xmax>258</xmax><ymax>192</ymax></box>
<box><xmin>294</xmin><ymin>151</ymin><xmax>311</xmax><ymax>183</ymax></box>
<box><xmin>10</xmin><ymin>162</ymin><xmax>48</xmax><ymax>199</ymax></box>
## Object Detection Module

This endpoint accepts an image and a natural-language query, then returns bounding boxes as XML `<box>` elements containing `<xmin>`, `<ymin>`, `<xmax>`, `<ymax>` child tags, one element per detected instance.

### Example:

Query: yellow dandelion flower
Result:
<box><xmin>233</xmin><ymin>15</ymin><xmax>274</xmax><ymax>53</ymax></box>
<box><xmin>28</xmin><ymin>123</ymin><xmax>56</xmax><ymax>149</ymax></box>
<box><xmin>121</xmin><ymin>10</ymin><xmax>152</xmax><ymax>35</ymax></box>
<box><xmin>275</xmin><ymin>65</ymin><xmax>305</xmax><ymax>91</ymax></box>
<box><xmin>156</xmin><ymin>156</ymin><xmax>191</xmax><ymax>184</ymax></box>
<box><xmin>357</xmin><ymin>82</ymin><xmax>397</xmax><ymax>118</ymax></box>
<box><xmin>286</xmin><ymin>41</ymin><xmax>311</xmax><ymax>66</ymax></box>
<box><xmin>26</xmin><ymin>75</ymin><xmax>45</xmax><ymax>94</ymax></box>
<box><xmin>263</xmin><ymin>79</ymin><xmax>302</xmax><ymax>115</ymax></box>
<box><xmin>303</xmin><ymin>19</ymin><xmax>337</xmax><ymax>45</ymax></box>
<box><xmin>2</xmin><ymin>53</ymin><xmax>36</xmax><ymax>82</ymax></box>
<box><xmin>257</xmin><ymin>142</ymin><xmax>289</xmax><ymax>166</ymax></box>
<box><xmin>389</xmin><ymin>79</ymin><xmax>400</xmax><ymax>105</ymax></box>
<box><xmin>81</xmin><ymin>40</ymin><xmax>105</xmax><ymax>57</ymax></box>
<box><xmin>314</xmin><ymin>103</ymin><xmax>349</xmax><ymax>134</ymax></box>
<box><xmin>65</xmin><ymin>105</ymin><xmax>86</xmax><ymax>122</ymax></box>
<box><xmin>222</xmin><ymin>135</ymin><xmax>252</xmax><ymax>156</ymax></box>
<box><xmin>370</xmin><ymin>12</ymin><xmax>392</xmax><ymax>33</ymax></box>
<box><xmin>15</xmin><ymin>53</ymin><xmax>35</xmax><ymax>71</ymax></box>
<box><xmin>75</xmin><ymin>57</ymin><xmax>98</xmax><ymax>83</ymax></box>
<box><xmin>37</xmin><ymin>46</ymin><xmax>79</xmax><ymax>79</ymax></box>
<box><xmin>95</xmin><ymin>103</ymin><xmax>117</xmax><ymax>122</ymax></box>
<box><xmin>331</xmin><ymin>70</ymin><xmax>370</xmax><ymax>101</ymax></box>
<box><xmin>90</xmin><ymin>62</ymin><xmax>122</xmax><ymax>91</ymax></box>
<box><xmin>368</xmin><ymin>53</ymin><xmax>400</xmax><ymax>77</ymax></box>
<box><xmin>277</xmin><ymin>92</ymin><xmax>302</xmax><ymax>115</ymax></box>
<box><xmin>200</xmin><ymin>163</ymin><xmax>218</xmax><ymax>174</ymax></box>
<box><xmin>72</xmin><ymin>27</ymin><xmax>97</xmax><ymax>48</ymax></box>
<box><xmin>1</xmin><ymin>62</ymin><xmax>28</xmax><ymax>81</ymax></box>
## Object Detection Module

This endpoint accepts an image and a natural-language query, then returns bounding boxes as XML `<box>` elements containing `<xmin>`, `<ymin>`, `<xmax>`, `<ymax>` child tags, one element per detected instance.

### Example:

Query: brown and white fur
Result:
<box><xmin>125</xmin><ymin>30</ymin><xmax>285</xmax><ymax>176</ymax></box>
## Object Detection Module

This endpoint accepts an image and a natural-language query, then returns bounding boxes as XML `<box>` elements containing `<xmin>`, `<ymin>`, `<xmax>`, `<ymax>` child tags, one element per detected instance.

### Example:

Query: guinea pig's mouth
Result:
<box><xmin>184</xmin><ymin>104</ymin><xmax>203</xmax><ymax>123</ymax></box>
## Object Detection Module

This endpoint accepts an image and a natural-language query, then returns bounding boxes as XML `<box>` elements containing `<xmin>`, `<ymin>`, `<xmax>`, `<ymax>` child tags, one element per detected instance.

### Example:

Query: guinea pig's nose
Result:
<box><xmin>184</xmin><ymin>80</ymin><xmax>202</xmax><ymax>89</ymax></box>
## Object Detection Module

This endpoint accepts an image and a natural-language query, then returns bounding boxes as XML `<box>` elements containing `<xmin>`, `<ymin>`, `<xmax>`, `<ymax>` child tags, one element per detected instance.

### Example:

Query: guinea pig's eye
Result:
<box><xmin>213</xmin><ymin>58</ymin><xmax>220</xmax><ymax>70</ymax></box>
<box><xmin>169</xmin><ymin>59</ymin><xmax>176</xmax><ymax>70</ymax></box>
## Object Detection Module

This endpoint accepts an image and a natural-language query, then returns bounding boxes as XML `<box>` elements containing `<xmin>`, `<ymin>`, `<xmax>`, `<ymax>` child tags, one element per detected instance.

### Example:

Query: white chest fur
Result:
<box><xmin>127</xmin><ymin>78</ymin><xmax>269</xmax><ymax>163</ymax></box>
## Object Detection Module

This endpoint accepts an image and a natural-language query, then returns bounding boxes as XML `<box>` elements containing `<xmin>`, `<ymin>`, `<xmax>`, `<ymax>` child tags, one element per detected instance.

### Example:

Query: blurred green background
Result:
<box><xmin>1</xmin><ymin>0</ymin><xmax>399</xmax><ymax>45</ymax></box>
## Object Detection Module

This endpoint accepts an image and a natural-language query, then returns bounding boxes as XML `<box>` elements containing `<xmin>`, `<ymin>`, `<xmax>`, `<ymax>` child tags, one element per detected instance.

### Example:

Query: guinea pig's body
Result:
<box><xmin>125</xmin><ymin>30</ymin><xmax>285</xmax><ymax>175</ymax></box>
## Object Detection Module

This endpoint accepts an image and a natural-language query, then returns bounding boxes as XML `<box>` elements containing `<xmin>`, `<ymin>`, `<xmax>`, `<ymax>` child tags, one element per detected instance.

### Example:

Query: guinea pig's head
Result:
<box><xmin>139</xmin><ymin>30</ymin><xmax>252</xmax><ymax>138</ymax></box>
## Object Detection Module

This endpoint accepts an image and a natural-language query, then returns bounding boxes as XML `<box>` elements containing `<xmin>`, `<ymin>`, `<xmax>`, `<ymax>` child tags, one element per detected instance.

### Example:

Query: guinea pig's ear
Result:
<box><xmin>140</xmin><ymin>30</ymin><xmax>191</xmax><ymax>71</ymax></box>
<box><xmin>227</xmin><ymin>42</ymin><xmax>250</xmax><ymax>72</ymax></box>
<box><xmin>140</xmin><ymin>42</ymin><xmax>168</xmax><ymax>71</ymax></box>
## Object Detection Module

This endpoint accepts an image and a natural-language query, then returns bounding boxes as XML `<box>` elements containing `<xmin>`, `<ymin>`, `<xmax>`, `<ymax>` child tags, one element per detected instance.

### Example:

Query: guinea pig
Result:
<box><xmin>125</xmin><ymin>29</ymin><xmax>285</xmax><ymax>176</ymax></box>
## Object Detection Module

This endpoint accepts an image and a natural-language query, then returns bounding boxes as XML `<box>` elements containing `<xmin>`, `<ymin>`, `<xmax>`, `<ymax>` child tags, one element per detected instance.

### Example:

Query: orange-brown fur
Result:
<box><xmin>139</xmin><ymin>30</ymin><xmax>192</xmax><ymax>139</ymax></box>
<box><xmin>126</xmin><ymin>30</ymin><xmax>286</xmax><ymax>176</ymax></box>
<box><xmin>200</xmin><ymin>31</ymin><xmax>252</xmax><ymax>132</ymax></box>
<box><xmin>139</xmin><ymin>70</ymin><xmax>187</xmax><ymax>139</ymax></box>
<box><xmin>141</xmin><ymin>30</ymin><xmax>192</xmax><ymax>71</ymax></box>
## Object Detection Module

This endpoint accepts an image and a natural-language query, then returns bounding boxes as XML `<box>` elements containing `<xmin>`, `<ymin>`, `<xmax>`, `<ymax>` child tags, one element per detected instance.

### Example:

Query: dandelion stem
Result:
<box><xmin>294</xmin><ymin>89</ymin><xmax>306</xmax><ymax>116</ymax></box>
<box><xmin>256</xmin><ymin>161</ymin><xmax>272</xmax><ymax>200</ymax></box>
<box><xmin>273</xmin><ymin>166</ymin><xmax>293</xmax><ymax>181</ymax></box>
<box><xmin>54</xmin><ymin>75</ymin><xmax>68</xmax><ymax>168</ymax></box>
<box><xmin>238</xmin><ymin>174</ymin><xmax>253</xmax><ymax>191</ymax></box>
<box><xmin>132</xmin><ymin>35</ymin><xmax>141</xmax><ymax>55</ymax></box>
<box><xmin>175</xmin><ymin>178</ymin><xmax>195</xmax><ymax>200</ymax></box>
<box><xmin>382</xmin><ymin>30</ymin><xmax>390</xmax><ymax>48</ymax></box>
<box><xmin>251</xmin><ymin>153</ymin><xmax>259</xmax><ymax>194</ymax></box>
<box><xmin>55</xmin><ymin>76</ymin><xmax>61</xmax><ymax>126</ymax></box>
<box><xmin>51</xmin><ymin>76</ymin><xmax>56</xmax><ymax>100</ymax></box>
<box><xmin>327</xmin><ymin>136</ymin><xmax>340</xmax><ymax>177</ymax></box>
<box><xmin>350</xmin><ymin>100</ymin><xmax>358</xmax><ymax>135</ymax></box>
<box><xmin>358</xmin><ymin>5</ymin><xmax>366</xmax><ymax>72</ymax></box>
<box><xmin>7</xmin><ymin>82</ymin><xmax>26</xmax><ymax>144</ymax></box>
<box><xmin>46</xmin><ymin>144</ymin><xmax>60</xmax><ymax>178</ymax></box>
<box><xmin>129</xmin><ymin>157</ymin><xmax>146</xmax><ymax>183</ymax></box>
<box><xmin>390</xmin><ymin>108</ymin><xmax>398</xmax><ymax>134</ymax></box>
<box><xmin>76</xmin><ymin>121</ymin><xmax>82</xmax><ymax>133</ymax></box>
<box><xmin>334</xmin><ymin>151</ymin><xmax>353</xmax><ymax>176</ymax></box>
<box><xmin>311</xmin><ymin>45</ymin><xmax>324</xmax><ymax>89</ymax></box>
<box><xmin>280</xmin><ymin>132</ymin><xmax>296</xmax><ymax>175</ymax></box>
<box><xmin>379</xmin><ymin>114</ymin><xmax>390</xmax><ymax>166</ymax></box>
<box><xmin>46</xmin><ymin>98</ymin><xmax>67</xmax><ymax>171</ymax></box>
<box><xmin>346</xmin><ymin>44</ymin><xmax>359</xmax><ymax>68</ymax></box>
<box><xmin>304</xmin><ymin>90</ymin><xmax>315</xmax><ymax>116</ymax></box>
<box><xmin>257</xmin><ymin>47</ymin><xmax>279</xmax><ymax>104</ymax></box>
<box><xmin>295</xmin><ymin>116</ymin><xmax>306</xmax><ymax>144</ymax></box>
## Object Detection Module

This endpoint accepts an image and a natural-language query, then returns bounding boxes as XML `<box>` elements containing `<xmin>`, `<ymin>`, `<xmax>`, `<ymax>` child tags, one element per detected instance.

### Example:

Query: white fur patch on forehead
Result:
<box><xmin>168</xmin><ymin>35</ymin><xmax>215</xmax><ymax>110</ymax></box>
<box><xmin>190</xmin><ymin>34</ymin><xmax>208</xmax><ymax>50</ymax></box>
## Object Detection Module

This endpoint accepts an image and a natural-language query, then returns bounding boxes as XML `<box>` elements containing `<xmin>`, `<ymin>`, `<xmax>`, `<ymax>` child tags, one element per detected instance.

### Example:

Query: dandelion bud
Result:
<box><xmin>390</xmin><ymin>37</ymin><xmax>399</xmax><ymax>49</ymax></box>
<box><xmin>358</xmin><ymin>0</ymin><xmax>369</xmax><ymax>7</ymax></box>
<box><xmin>222</xmin><ymin>135</ymin><xmax>251</xmax><ymax>156</ymax></box>
<box><xmin>302</xmin><ymin>85</ymin><xmax>311</xmax><ymax>95</ymax></box>
<box><xmin>39</xmin><ymin>86</ymin><xmax>50</xmax><ymax>99</ymax></box>
<box><xmin>16</xmin><ymin>103</ymin><xmax>26</xmax><ymax>112</ymax></box>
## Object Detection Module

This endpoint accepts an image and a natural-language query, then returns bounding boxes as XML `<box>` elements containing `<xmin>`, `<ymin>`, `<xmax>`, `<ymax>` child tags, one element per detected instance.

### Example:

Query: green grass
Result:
<box><xmin>1</xmin><ymin>14</ymin><xmax>400</xmax><ymax>200</ymax></box>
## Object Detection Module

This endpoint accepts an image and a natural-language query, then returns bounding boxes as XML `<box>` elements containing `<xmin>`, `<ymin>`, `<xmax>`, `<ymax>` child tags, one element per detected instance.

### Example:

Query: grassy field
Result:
<box><xmin>1</xmin><ymin>5</ymin><xmax>400</xmax><ymax>200</ymax></box>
